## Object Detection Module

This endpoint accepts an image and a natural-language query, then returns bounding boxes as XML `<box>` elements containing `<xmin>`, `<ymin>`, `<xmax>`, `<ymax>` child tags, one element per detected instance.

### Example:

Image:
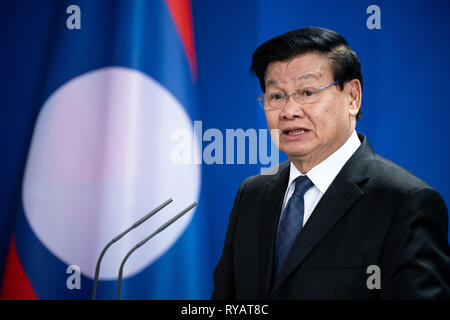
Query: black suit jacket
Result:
<box><xmin>212</xmin><ymin>133</ymin><xmax>450</xmax><ymax>299</ymax></box>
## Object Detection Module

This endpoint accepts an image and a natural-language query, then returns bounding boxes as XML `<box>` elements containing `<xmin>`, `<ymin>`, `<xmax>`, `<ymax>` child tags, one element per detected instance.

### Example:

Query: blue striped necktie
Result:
<box><xmin>275</xmin><ymin>175</ymin><xmax>313</xmax><ymax>277</ymax></box>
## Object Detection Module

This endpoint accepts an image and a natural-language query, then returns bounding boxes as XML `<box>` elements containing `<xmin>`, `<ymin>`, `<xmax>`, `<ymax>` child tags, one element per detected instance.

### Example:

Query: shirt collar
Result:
<box><xmin>288</xmin><ymin>130</ymin><xmax>361</xmax><ymax>194</ymax></box>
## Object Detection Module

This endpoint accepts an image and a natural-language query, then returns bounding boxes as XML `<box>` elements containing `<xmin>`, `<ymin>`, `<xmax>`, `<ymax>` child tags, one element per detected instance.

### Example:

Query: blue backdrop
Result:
<box><xmin>0</xmin><ymin>0</ymin><xmax>449</xmax><ymax>299</ymax></box>
<box><xmin>192</xmin><ymin>0</ymin><xmax>450</xmax><ymax>261</ymax></box>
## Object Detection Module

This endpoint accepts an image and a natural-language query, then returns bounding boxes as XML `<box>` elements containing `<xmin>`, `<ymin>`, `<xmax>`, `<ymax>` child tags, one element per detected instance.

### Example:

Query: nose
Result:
<box><xmin>280</xmin><ymin>94</ymin><xmax>304</xmax><ymax>119</ymax></box>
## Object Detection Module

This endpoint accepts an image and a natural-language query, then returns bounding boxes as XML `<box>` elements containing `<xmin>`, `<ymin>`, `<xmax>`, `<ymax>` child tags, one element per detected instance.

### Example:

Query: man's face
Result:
<box><xmin>264</xmin><ymin>52</ymin><xmax>360</xmax><ymax>172</ymax></box>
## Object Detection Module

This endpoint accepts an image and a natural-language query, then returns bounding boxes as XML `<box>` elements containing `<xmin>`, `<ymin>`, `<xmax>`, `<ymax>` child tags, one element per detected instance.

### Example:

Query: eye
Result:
<box><xmin>301</xmin><ymin>88</ymin><xmax>316</xmax><ymax>97</ymax></box>
<box><xmin>268</xmin><ymin>93</ymin><xmax>285</xmax><ymax>101</ymax></box>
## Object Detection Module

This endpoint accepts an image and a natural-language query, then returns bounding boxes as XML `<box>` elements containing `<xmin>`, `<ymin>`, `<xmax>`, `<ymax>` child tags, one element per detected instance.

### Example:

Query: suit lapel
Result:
<box><xmin>257</xmin><ymin>162</ymin><xmax>290</xmax><ymax>299</ymax></box>
<box><xmin>269</xmin><ymin>133</ymin><xmax>374</xmax><ymax>297</ymax></box>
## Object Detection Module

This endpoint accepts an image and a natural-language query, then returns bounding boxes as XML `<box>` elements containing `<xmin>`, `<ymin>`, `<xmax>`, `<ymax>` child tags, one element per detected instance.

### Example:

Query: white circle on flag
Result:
<box><xmin>22</xmin><ymin>67</ymin><xmax>201</xmax><ymax>280</ymax></box>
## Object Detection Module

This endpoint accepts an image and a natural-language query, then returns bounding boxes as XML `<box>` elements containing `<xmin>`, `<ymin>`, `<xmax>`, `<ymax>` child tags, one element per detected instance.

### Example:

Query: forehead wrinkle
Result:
<box><xmin>297</xmin><ymin>72</ymin><xmax>322</xmax><ymax>81</ymax></box>
<box><xmin>265</xmin><ymin>54</ymin><xmax>331</xmax><ymax>89</ymax></box>
<box><xmin>265</xmin><ymin>72</ymin><xmax>323</xmax><ymax>90</ymax></box>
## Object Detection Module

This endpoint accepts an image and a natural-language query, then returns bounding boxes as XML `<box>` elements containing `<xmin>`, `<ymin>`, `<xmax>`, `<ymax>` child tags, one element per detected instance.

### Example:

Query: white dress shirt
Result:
<box><xmin>281</xmin><ymin>130</ymin><xmax>361</xmax><ymax>227</ymax></box>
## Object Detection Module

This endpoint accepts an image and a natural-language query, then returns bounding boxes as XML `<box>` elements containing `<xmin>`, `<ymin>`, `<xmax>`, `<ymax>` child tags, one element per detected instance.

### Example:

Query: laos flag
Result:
<box><xmin>0</xmin><ymin>0</ymin><xmax>210</xmax><ymax>299</ymax></box>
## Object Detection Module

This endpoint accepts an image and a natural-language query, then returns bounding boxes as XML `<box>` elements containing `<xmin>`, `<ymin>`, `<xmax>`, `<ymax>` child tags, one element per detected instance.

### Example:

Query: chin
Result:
<box><xmin>281</xmin><ymin>145</ymin><xmax>311</xmax><ymax>159</ymax></box>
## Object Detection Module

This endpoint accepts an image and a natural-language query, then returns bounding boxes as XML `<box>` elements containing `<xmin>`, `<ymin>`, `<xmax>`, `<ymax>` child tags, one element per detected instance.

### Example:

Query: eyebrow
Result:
<box><xmin>265</xmin><ymin>72</ymin><xmax>321</xmax><ymax>87</ymax></box>
<box><xmin>297</xmin><ymin>73</ymin><xmax>321</xmax><ymax>81</ymax></box>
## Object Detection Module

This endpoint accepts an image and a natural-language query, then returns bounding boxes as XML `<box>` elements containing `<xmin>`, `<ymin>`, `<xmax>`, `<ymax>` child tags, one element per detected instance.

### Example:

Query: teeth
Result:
<box><xmin>289</xmin><ymin>128</ymin><xmax>305</xmax><ymax>134</ymax></box>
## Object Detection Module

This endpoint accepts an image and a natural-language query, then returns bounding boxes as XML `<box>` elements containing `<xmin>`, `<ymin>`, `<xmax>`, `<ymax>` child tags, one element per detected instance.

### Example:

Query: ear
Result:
<box><xmin>347</xmin><ymin>79</ymin><xmax>362</xmax><ymax>118</ymax></box>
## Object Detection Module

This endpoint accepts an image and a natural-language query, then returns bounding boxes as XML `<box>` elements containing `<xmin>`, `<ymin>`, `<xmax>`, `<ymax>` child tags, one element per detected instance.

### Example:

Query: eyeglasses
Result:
<box><xmin>257</xmin><ymin>80</ymin><xmax>341</xmax><ymax>110</ymax></box>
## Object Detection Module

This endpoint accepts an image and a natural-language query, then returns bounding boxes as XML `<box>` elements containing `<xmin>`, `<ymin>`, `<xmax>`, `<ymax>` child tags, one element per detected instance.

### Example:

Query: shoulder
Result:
<box><xmin>239</xmin><ymin>160</ymin><xmax>290</xmax><ymax>192</ymax></box>
<box><xmin>370</xmin><ymin>153</ymin><xmax>429</xmax><ymax>191</ymax></box>
<box><xmin>358</xmin><ymin>152</ymin><xmax>447</xmax><ymax>217</ymax></box>
<box><xmin>346</xmin><ymin>133</ymin><xmax>435</xmax><ymax>198</ymax></box>
<box><xmin>341</xmin><ymin>133</ymin><xmax>448</xmax><ymax>221</ymax></box>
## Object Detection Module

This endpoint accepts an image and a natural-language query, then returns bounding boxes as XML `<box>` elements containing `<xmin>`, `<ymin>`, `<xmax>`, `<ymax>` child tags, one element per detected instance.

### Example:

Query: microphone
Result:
<box><xmin>91</xmin><ymin>198</ymin><xmax>173</xmax><ymax>300</ymax></box>
<box><xmin>115</xmin><ymin>201</ymin><xmax>198</xmax><ymax>300</ymax></box>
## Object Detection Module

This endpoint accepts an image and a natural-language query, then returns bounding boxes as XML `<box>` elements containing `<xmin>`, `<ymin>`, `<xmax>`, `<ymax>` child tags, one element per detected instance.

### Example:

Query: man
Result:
<box><xmin>212</xmin><ymin>27</ymin><xmax>450</xmax><ymax>299</ymax></box>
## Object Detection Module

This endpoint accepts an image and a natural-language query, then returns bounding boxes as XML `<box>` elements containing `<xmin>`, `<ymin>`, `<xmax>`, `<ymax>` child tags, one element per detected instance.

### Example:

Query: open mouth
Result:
<box><xmin>283</xmin><ymin>128</ymin><xmax>310</xmax><ymax>135</ymax></box>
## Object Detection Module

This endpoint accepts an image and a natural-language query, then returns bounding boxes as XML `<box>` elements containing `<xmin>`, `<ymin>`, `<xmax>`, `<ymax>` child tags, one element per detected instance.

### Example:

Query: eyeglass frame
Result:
<box><xmin>257</xmin><ymin>80</ymin><xmax>342</xmax><ymax>110</ymax></box>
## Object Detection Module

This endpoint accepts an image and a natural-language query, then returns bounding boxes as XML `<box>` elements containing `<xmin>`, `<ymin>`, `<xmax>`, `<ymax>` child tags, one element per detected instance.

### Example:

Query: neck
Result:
<box><xmin>290</xmin><ymin>129</ymin><xmax>355</xmax><ymax>174</ymax></box>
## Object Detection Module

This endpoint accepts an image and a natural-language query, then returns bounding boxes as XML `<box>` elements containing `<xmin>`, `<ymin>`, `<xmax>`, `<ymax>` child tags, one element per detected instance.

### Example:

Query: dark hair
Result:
<box><xmin>250</xmin><ymin>27</ymin><xmax>363</xmax><ymax>120</ymax></box>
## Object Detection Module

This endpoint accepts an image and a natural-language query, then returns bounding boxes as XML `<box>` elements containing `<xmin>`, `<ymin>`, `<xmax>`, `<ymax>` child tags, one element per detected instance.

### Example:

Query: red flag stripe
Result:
<box><xmin>0</xmin><ymin>235</ymin><xmax>38</xmax><ymax>300</ymax></box>
<box><xmin>165</xmin><ymin>0</ymin><xmax>197</xmax><ymax>80</ymax></box>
